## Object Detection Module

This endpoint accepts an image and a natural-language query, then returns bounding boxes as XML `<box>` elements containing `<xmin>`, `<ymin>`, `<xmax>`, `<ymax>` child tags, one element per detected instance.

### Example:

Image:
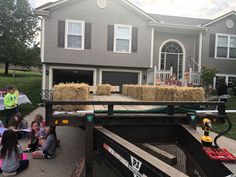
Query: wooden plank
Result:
<box><xmin>95</xmin><ymin>126</ymin><xmax>188</xmax><ymax>177</ymax></box>
<box><xmin>91</xmin><ymin>94</ymin><xmax>161</xmax><ymax>111</ymax></box>
<box><xmin>91</xmin><ymin>95</ymin><xmax>106</xmax><ymax>110</ymax></box>
<box><xmin>142</xmin><ymin>143</ymin><xmax>177</xmax><ymax>166</ymax></box>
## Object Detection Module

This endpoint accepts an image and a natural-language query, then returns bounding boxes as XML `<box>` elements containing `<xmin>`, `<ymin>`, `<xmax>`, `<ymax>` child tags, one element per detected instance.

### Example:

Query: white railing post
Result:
<box><xmin>154</xmin><ymin>66</ymin><xmax>157</xmax><ymax>85</ymax></box>
<box><xmin>170</xmin><ymin>67</ymin><xmax>173</xmax><ymax>76</ymax></box>
<box><xmin>213</xmin><ymin>77</ymin><xmax>216</xmax><ymax>89</ymax></box>
<box><xmin>189</xmin><ymin>67</ymin><xmax>192</xmax><ymax>83</ymax></box>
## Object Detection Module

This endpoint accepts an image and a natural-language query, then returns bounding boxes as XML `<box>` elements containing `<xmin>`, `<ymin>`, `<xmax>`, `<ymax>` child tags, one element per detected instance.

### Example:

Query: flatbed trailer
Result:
<box><xmin>43</xmin><ymin>99</ymin><xmax>236</xmax><ymax>177</ymax></box>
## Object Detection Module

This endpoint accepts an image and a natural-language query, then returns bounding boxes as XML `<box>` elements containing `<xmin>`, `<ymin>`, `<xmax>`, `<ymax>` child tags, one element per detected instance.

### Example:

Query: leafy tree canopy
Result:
<box><xmin>201</xmin><ymin>66</ymin><xmax>217</xmax><ymax>87</ymax></box>
<box><xmin>0</xmin><ymin>0</ymin><xmax>39</xmax><ymax>74</ymax></box>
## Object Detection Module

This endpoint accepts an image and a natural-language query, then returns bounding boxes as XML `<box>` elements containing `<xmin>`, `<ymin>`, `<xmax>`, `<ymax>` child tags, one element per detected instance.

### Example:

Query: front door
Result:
<box><xmin>166</xmin><ymin>53</ymin><xmax>178</xmax><ymax>77</ymax></box>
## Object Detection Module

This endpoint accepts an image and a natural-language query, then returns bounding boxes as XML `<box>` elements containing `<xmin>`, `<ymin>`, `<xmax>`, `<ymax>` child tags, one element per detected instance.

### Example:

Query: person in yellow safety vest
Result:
<box><xmin>13</xmin><ymin>85</ymin><xmax>19</xmax><ymax>105</ymax></box>
<box><xmin>3</xmin><ymin>85</ymin><xmax>20</xmax><ymax>128</ymax></box>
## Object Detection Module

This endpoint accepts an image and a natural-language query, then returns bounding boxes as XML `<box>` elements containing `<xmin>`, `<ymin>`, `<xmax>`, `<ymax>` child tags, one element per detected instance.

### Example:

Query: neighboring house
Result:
<box><xmin>35</xmin><ymin>0</ymin><xmax>236</xmax><ymax>90</ymax></box>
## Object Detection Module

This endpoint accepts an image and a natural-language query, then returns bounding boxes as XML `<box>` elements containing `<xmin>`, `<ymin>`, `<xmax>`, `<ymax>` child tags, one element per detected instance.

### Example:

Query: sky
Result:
<box><xmin>29</xmin><ymin>0</ymin><xmax>236</xmax><ymax>19</ymax></box>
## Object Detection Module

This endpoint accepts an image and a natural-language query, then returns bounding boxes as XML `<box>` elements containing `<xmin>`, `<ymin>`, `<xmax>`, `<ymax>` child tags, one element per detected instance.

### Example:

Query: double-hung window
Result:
<box><xmin>114</xmin><ymin>24</ymin><xmax>132</xmax><ymax>53</ymax></box>
<box><xmin>215</xmin><ymin>33</ymin><xmax>236</xmax><ymax>59</ymax></box>
<box><xmin>65</xmin><ymin>20</ymin><xmax>85</xmax><ymax>50</ymax></box>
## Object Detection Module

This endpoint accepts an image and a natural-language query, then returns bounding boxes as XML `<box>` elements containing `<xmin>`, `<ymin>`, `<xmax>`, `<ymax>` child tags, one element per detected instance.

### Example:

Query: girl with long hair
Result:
<box><xmin>0</xmin><ymin>130</ymin><xmax>29</xmax><ymax>176</ymax></box>
<box><xmin>32</xmin><ymin>126</ymin><xmax>57</xmax><ymax>159</ymax></box>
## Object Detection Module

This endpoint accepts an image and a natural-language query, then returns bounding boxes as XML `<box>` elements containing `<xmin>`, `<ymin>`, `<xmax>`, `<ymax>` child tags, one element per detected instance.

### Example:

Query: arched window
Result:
<box><xmin>160</xmin><ymin>41</ymin><xmax>184</xmax><ymax>79</ymax></box>
<box><xmin>161</xmin><ymin>41</ymin><xmax>183</xmax><ymax>53</ymax></box>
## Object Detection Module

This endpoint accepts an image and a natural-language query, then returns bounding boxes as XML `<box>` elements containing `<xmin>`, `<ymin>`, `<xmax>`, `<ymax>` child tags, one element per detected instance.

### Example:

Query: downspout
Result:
<box><xmin>198</xmin><ymin>32</ymin><xmax>203</xmax><ymax>72</ymax></box>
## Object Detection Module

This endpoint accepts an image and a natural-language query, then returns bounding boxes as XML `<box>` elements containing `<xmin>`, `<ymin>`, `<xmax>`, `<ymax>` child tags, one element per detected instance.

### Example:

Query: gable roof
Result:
<box><xmin>35</xmin><ymin>0</ymin><xmax>158</xmax><ymax>22</ymax></box>
<box><xmin>202</xmin><ymin>11</ymin><xmax>236</xmax><ymax>26</ymax></box>
<box><xmin>149</xmin><ymin>14</ymin><xmax>210</xmax><ymax>27</ymax></box>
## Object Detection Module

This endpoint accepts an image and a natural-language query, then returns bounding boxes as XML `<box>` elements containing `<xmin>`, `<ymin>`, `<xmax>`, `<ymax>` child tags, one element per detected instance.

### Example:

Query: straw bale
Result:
<box><xmin>191</xmin><ymin>87</ymin><xmax>205</xmax><ymax>101</ymax></box>
<box><xmin>96</xmin><ymin>84</ymin><xmax>112</xmax><ymax>95</ymax></box>
<box><xmin>174</xmin><ymin>87</ymin><xmax>205</xmax><ymax>101</ymax></box>
<box><xmin>137</xmin><ymin>85</ymin><xmax>144</xmax><ymax>100</ymax></box>
<box><xmin>142</xmin><ymin>85</ymin><xmax>157</xmax><ymax>101</ymax></box>
<box><xmin>52</xmin><ymin>83</ymin><xmax>89</xmax><ymax>111</ymax></box>
<box><xmin>156</xmin><ymin>86</ymin><xmax>171</xmax><ymax>101</ymax></box>
<box><xmin>122</xmin><ymin>85</ymin><xmax>129</xmax><ymax>95</ymax></box>
<box><xmin>122</xmin><ymin>85</ymin><xmax>205</xmax><ymax>102</ymax></box>
<box><xmin>126</xmin><ymin>85</ymin><xmax>138</xmax><ymax>99</ymax></box>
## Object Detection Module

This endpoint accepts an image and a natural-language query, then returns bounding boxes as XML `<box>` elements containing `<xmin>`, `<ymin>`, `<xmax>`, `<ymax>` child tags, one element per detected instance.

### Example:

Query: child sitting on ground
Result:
<box><xmin>11</xmin><ymin>112</ymin><xmax>29</xmax><ymax>139</ymax></box>
<box><xmin>32</xmin><ymin>126</ymin><xmax>57</xmax><ymax>159</ymax></box>
<box><xmin>34</xmin><ymin>114</ymin><xmax>46</xmax><ymax>128</ymax></box>
<box><xmin>6</xmin><ymin>112</ymin><xmax>29</xmax><ymax>139</ymax></box>
<box><xmin>0</xmin><ymin>129</ymin><xmax>29</xmax><ymax>176</ymax></box>
<box><xmin>34</xmin><ymin>114</ymin><xmax>61</xmax><ymax>147</ymax></box>
<box><xmin>26</xmin><ymin>121</ymin><xmax>46</xmax><ymax>152</ymax></box>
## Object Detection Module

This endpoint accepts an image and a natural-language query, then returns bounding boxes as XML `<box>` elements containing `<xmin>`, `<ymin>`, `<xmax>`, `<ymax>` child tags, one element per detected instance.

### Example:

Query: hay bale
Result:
<box><xmin>123</xmin><ymin>85</ymin><xmax>140</xmax><ymax>99</ymax></box>
<box><xmin>96</xmin><ymin>84</ymin><xmax>112</xmax><ymax>95</ymax></box>
<box><xmin>156</xmin><ymin>86</ymin><xmax>170</xmax><ymax>101</ymax></box>
<box><xmin>52</xmin><ymin>83</ymin><xmax>89</xmax><ymax>111</ymax></box>
<box><xmin>122</xmin><ymin>84</ymin><xmax>129</xmax><ymax>95</ymax></box>
<box><xmin>137</xmin><ymin>85</ymin><xmax>144</xmax><ymax>100</ymax></box>
<box><xmin>142</xmin><ymin>85</ymin><xmax>157</xmax><ymax>101</ymax></box>
<box><xmin>174</xmin><ymin>87</ymin><xmax>205</xmax><ymax>101</ymax></box>
<box><xmin>191</xmin><ymin>87</ymin><xmax>205</xmax><ymax>101</ymax></box>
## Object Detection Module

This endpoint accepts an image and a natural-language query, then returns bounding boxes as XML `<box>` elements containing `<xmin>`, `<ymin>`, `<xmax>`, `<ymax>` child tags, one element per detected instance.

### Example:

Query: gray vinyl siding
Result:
<box><xmin>44</xmin><ymin>0</ymin><xmax>152</xmax><ymax>68</ymax></box>
<box><xmin>153</xmin><ymin>32</ymin><xmax>196</xmax><ymax>70</ymax></box>
<box><xmin>202</xmin><ymin>15</ymin><xmax>236</xmax><ymax>74</ymax></box>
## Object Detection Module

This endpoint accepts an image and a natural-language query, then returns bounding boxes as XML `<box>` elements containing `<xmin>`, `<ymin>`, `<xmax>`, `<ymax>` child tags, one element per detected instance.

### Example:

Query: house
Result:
<box><xmin>35</xmin><ymin>0</ymin><xmax>236</xmax><ymax>90</ymax></box>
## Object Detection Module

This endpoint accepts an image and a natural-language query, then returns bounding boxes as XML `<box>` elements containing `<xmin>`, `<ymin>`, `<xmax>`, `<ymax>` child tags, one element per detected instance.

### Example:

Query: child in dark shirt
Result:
<box><xmin>11</xmin><ymin>112</ymin><xmax>29</xmax><ymax>139</ymax></box>
<box><xmin>32</xmin><ymin>126</ymin><xmax>57</xmax><ymax>159</ymax></box>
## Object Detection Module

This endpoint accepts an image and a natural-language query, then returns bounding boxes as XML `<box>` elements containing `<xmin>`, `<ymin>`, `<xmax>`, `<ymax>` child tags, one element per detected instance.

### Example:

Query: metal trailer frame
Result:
<box><xmin>43</xmin><ymin>100</ymin><xmax>235</xmax><ymax>177</ymax></box>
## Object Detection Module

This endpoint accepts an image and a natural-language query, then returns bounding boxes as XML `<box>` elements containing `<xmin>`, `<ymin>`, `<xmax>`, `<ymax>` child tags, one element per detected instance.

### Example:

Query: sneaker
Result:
<box><xmin>2</xmin><ymin>171</ymin><xmax>17</xmax><ymax>176</ymax></box>
<box><xmin>23</xmin><ymin>147</ymin><xmax>31</xmax><ymax>153</ymax></box>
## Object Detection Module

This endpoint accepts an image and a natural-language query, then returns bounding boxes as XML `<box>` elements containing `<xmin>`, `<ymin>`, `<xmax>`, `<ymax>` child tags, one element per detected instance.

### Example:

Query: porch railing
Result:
<box><xmin>189</xmin><ymin>68</ymin><xmax>201</xmax><ymax>86</ymax></box>
<box><xmin>154</xmin><ymin>66</ymin><xmax>173</xmax><ymax>85</ymax></box>
<box><xmin>153</xmin><ymin>66</ymin><xmax>201</xmax><ymax>86</ymax></box>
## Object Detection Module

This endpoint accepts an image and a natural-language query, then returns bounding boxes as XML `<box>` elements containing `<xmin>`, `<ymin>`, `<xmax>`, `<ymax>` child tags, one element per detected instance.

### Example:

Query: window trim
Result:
<box><xmin>213</xmin><ymin>73</ymin><xmax>236</xmax><ymax>89</ymax></box>
<box><xmin>65</xmin><ymin>19</ymin><xmax>85</xmax><ymax>50</ymax></box>
<box><xmin>113</xmin><ymin>24</ymin><xmax>132</xmax><ymax>53</ymax></box>
<box><xmin>215</xmin><ymin>33</ymin><xmax>236</xmax><ymax>60</ymax></box>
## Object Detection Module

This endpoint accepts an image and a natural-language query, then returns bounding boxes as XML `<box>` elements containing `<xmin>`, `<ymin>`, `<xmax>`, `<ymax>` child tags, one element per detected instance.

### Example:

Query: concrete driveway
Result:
<box><xmin>16</xmin><ymin>107</ymin><xmax>85</xmax><ymax>177</ymax></box>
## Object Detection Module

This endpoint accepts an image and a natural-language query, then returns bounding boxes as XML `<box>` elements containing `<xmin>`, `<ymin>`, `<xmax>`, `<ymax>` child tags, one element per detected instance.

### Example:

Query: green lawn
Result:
<box><xmin>0</xmin><ymin>69</ymin><xmax>42</xmax><ymax>119</ymax></box>
<box><xmin>213</xmin><ymin>96</ymin><xmax>236</xmax><ymax>140</ymax></box>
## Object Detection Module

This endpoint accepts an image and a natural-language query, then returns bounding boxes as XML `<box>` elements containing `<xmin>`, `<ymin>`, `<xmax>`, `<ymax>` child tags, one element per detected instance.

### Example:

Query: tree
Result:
<box><xmin>23</xmin><ymin>44</ymin><xmax>41</xmax><ymax>68</ymax></box>
<box><xmin>201</xmin><ymin>66</ymin><xmax>217</xmax><ymax>93</ymax></box>
<box><xmin>0</xmin><ymin>0</ymin><xmax>39</xmax><ymax>74</ymax></box>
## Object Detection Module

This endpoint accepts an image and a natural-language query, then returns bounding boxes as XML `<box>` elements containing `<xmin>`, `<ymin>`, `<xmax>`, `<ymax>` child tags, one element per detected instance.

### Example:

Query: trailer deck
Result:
<box><xmin>42</xmin><ymin>94</ymin><xmax>236</xmax><ymax>177</ymax></box>
<box><xmin>90</xmin><ymin>94</ymin><xmax>159</xmax><ymax>111</ymax></box>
